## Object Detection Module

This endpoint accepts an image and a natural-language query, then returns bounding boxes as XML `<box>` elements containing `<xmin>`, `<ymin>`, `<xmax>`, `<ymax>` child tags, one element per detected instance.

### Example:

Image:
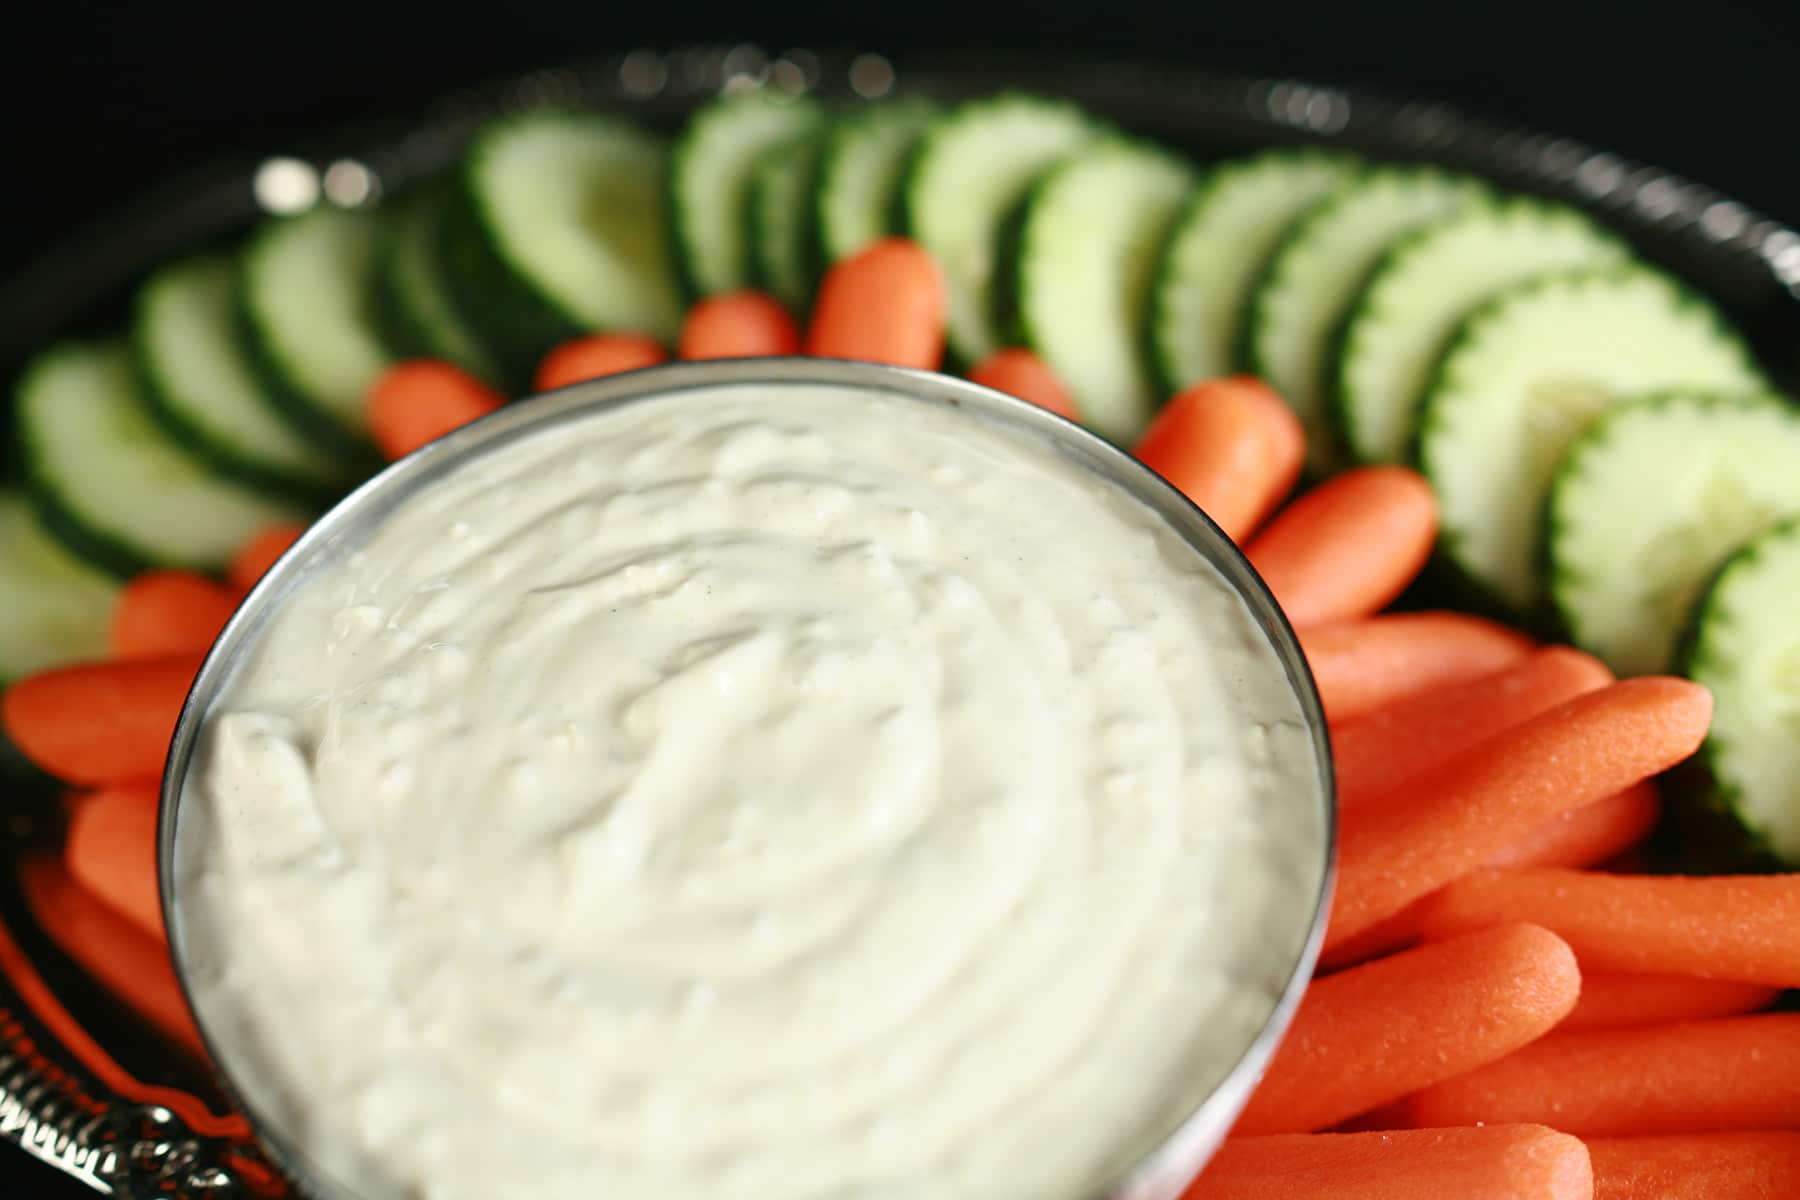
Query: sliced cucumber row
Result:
<box><xmin>1419</xmin><ymin>268</ymin><xmax>1767</xmax><ymax>618</ymax></box>
<box><xmin>1335</xmin><ymin>199</ymin><xmax>1631</xmax><ymax>466</ymax></box>
<box><xmin>1014</xmin><ymin>139</ymin><xmax>1196</xmax><ymax>442</ymax></box>
<box><xmin>0</xmin><ymin>489</ymin><xmax>120</xmax><ymax>684</ymax></box>
<box><xmin>16</xmin><ymin>343</ymin><xmax>311</xmax><ymax>576</ymax></box>
<box><xmin>1683</xmin><ymin>518</ymin><xmax>1800</xmax><ymax>863</ymax></box>
<box><xmin>1149</xmin><ymin>149</ymin><xmax>1360</xmax><ymax>395</ymax></box>
<box><xmin>375</xmin><ymin>183</ymin><xmax>506</xmax><ymax>384</ymax></box>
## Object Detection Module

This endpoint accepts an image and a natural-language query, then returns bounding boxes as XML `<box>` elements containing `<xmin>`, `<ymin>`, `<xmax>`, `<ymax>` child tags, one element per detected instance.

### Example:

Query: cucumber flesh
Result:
<box><xmin>1149</xmin><ymin>149</ymin><xmax>1359</xmax><ymax>394</ymax></box>
<box><xmin>903</xmin><ymin>94</ymin><xmax>1098</xmax><ymax>365</ymax></box>
<box><xmin>1683</xmin><ymin>518</ymin><xmax>1800</xmax><ymax>862</ymax></box>
<box><xmin>1419</xmin><ymin>269</ymin><xmax>1767</xmax><ymax>617</ymax></box>
<box><xmin>134</xmin><ymin>253</ymin><xmax>349</xmax><ymax>499</ymax></box>
<box><xmin>814</xmin><ymin>98</ymin><xmax>941</xmax><ymax>267</ymax></box>
<box><xmin>376</xmin><ymin>185</ymin><xmax>506</xmax><ymax>384</ymax></box>
<box><xmin>670</xmin><ymin>92</ymin><xmax>825</xmax><ymax>298</ymax></box>
<box><xmin>1337</xmin><ymin>200</ymin><xmax>1631</xmax><ymax>465</ymax></box>
<box><xmin>1549</xmin><ymin>393</ymin><xmax>1800</xmax><ymax>677</ymax></box>
<box><xmin>16</xmin><ymin>343</ymin><xmax>310</xmax><ymax>575</ymax></box>
<box><xmin>241</xmin><ymin>207</ymin><xmax>394</xmax><ymax>447</ymax></box>
<box><xmin>749</xmin><ymin>132</ymin><xmax>826</xmax><ymax>312</ymax></box>
<box><xmin>1247</xmin><ymin>167</ymin><xmax>1488</xmax><ymax>467</ymax></box>
<box><xmin>1015</xmin><ymin>140</ymin><xmax>1197</xmax><ymax>442</ymax></box>
<box><xmin>0</xmin><ymin>488</ymin><xmax>120</xmax><ymax>684</ymax></box>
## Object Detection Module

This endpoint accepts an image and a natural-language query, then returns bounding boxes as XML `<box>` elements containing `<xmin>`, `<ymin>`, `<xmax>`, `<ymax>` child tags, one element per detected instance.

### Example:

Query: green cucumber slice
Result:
<box><xmin>15</xmin><ymin>342</ymin><xmax>309</xmax><ymax>576</ymax></box>
<box><xmin>375</xmin><ymin>184</ymin><xmax>506</xmax><ymax>385</ymax></box>
<box><xmin>814</xmin><ymin>97</ymin><xmax>941</xmax><ymax>267</ymax></box>
<box><xmin>1419</xmin><ymin>268</ymin><xmax>1767</xmax><ymax>617</ymax></box>
<box><xmin>902</xmin><ymin>94</ymin><xmax>1099</xmax><ymax>365</ymax></box>
<box><xmin>1336</xmin><ymin>199</ymin><xmax>1631</xmax><ymax>465</ymax></box>
<box><xmin>1548</xmin><ymin>392</ymin><xmax>1800</xmax><ymax>677</ymax></box>
<box><xmin>1682</xmin><ymin>518</ymin><xmax>1800</xmax><ymax>862</ymax></box>
<box><xmin>0</xmin><ymin>488</ymin><xmax>120</xmax><ymax>684</ymax></box>
<box><xmin>1014</xmin><ymin>140</ymin><xmax>1197</xmax><ymax>441</ymax></box>
<box><xmin>1149</xmin><ymin>149</ymin><xmax>1359</xmax><ymax>394</ymax></box>
<box><xmin>240</xmin><ymin>207</ymin><xmax>394</xmax><ymax>449</ymax></box>
<box><xmin>133</xmin><ymin>253</ymin><xmax>349</xmax><ymax>500</ymax></box>
<box><xmin>669</xmin><ymin>91</ymin><xmax>826</xmax><ymax>298</ymax></box>
<box><xmin>1246</xmin><ymin>166</ymin><xmax>1488</xmax><ymax>467</ymax></box>
<box><xmin>748</xmin><ymin>131</ymin><xmax>827</xmax><ymax>312</ymax></box>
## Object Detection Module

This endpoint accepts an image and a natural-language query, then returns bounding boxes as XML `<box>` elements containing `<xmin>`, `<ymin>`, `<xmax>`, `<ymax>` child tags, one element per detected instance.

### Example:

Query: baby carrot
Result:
<box><xmin>66</xmin><ymin>784</ymin><xmax>163</xmax><ymax>942</ymax></box>
<box><xmin>1</xmin><ymin>654</ymin><xmax>202</xmax><ymax>785</ymax></box>
<box><xmin>226</xmin><ymin>522</ymin><xmax>306</xmax><ymax>595</ymax></box>
<box><xmin>1325</xmin><ymin>677</ymin><xmax>1713</xmax><ymax>954</ymax></box>
<box><xmin>111</xmin><ymin>571</ymin><xmax>238</xmax><ymax>658</ymax></box>
<box><xmin>966</xmin><ymin>348</ymin><xmax>1080</xmax><ymax>422</ymax></box>
<box><xmin>19</xmin><ymin>856</ymin><xmax>205</xmax><ymax>1060</ymax></box>
<box><xmin>1563</xmin><ymin>972</ymin><xmax>1779</xmax><ymax>1032</ymax></box>
<box><xmin>1235</xmin><ymin>923</ymin><xmax>1579</xmax><ymax>1134</ymax></box>
<box><xmin>1332</xmin><ymin>646</ymin><xmax>1614</xmax><ymax>811</ymax></box>
<box><xmin>1184</xmin><ymin>1125</ymin><xmax>1592</xmax><ymax>1200</ymax></box>
<box><xmin>532</xmin><ymin>333</ymin><xmax>667</xmax><ymax>392</ymax></box>
<box><xmin>1300</xmin><ymin>612</ymin><xmax>1535</xmax><ymax>723</ymax></box>
<box><xmin>1132</xmin><ymin>376</ymin><xmax>1305</xmax><ymax>543</ymax></box>
<box><xmin>1246</xmin><ymin>467</ymin><xmax>1438</xmax><ymax>628</ymax></box>
<box><xmin>804</xmin><ymin>237</ymin><xmax>946</xmax><ymax>370</ymax></box>
<box><xmin>1404</xmin><ymin>1013</ymin><xmax>1800</xmax><ymax>1135</ymax></box>
<box><xmin>1589</xmin><ymin>1132</ymin><xmax>1800</xmax><ymax>1200</ymax></box>
<box><xmin>1416</xmin><ymin>868</ymin><xmax>1800</xmax><ymax>987</ymax></box>
<box><xmin>368</xmin><ymin>360</ymin><xmax>505</xmax><ymax>461</ymax></box>
<box><xmin>677</xmin><ymin>290</ymin><xmax>801</xmax><ymax>360</ymax></box>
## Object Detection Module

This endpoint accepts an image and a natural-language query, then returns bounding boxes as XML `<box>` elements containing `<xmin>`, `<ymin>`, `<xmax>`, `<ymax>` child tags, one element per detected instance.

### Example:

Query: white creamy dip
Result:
<box><xmin>174</xmin><ymin>378</ymin><xmax>1326</xmax><ymax>1200</ymax></box>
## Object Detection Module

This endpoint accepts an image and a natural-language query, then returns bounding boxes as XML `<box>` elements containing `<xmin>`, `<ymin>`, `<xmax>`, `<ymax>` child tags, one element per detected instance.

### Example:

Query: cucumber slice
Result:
<box><xmin>1014</xmin><ymin>140</ymin><xmax>1197</xmax><ymax>441</ymax></box>
<box><xmin>1683</xmin><ymin>518</ymin><xmax>1800</xmax><ymax>862</ymax></box>
<box><xmin>241</xmin><ymin>207</ymin><xmax>394</xmax><ymax>450</ymax></box>
<box><xmin>0</xmin><ymin>488</ymin><xmax>120</xmax><ymax>684</ymax></box>
<box><xmin>1419</xmin><ymin>268</ymin><xmax>1766</xmax><ymax>617</ymax></box>
<box><xmin>748</xmin><ymin>131</ymin><xmax>826</xmax><ymax>312</ymax></box>
<box><xmin>133</xmin><ymin>253</ymin><xmax>349</xmax><ymax>501</ymax></box>
<box><xmin>445</xmin><ymin>112</ymin><xmax>682</xmax><ymax>382</ymax></box>
<box><xmin>903</xmin><ymin>94</ymin><xmax>1099</xmax><ymax>365</ymax></box>
<box><xmin>375</xmin><ymin>184</ymin><xmax>505</xmax><ymax>385</ymax></box>
<box><xmin>814</xmin><ymin>97</ymin><xmax>941</xmax><ymax>266</ymax></box>
<box><xmin>1337</xmin><ymin>199</ymin><xmax>1631</xmax><ymax>466</ymax></box>
<box><xmin>1548</xmin><ymin>393</ymin><xmax>1800</xmax><ymax>677</ymax></box>
<box><xmin>1149</xmin><ymin>149</ymin><xmax>1359</xmax><ymax>394</ymax></box>
<box><xmin>1246</xmin><ymin>166</ymin><xmax>1488</xmax><ymax>467</ymax></box>
<box><xmin>669</xmin><ymin>91</ymin><xmax>825</xmax><ymax>298</ymax></box>
<box><xmin>15</xmin><ymin>343</ymin><xmax>309</xmax><ymax>576</ymax></box>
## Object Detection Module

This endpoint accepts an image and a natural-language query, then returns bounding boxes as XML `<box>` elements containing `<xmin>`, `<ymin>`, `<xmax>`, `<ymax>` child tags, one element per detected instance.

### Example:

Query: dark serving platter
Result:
<box><xmin>0</xmin><ymin>44</ymin><xmax>1796</xmax><ymax>1199</ymax></box>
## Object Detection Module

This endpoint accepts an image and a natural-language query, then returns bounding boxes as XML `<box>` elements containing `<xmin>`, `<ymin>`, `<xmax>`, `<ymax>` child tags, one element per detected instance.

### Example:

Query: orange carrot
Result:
<box><xmin>1415</xmin><ymin>868</ymin><xmax>1800</xmax><ymax>987</ymax></box>
<box><xmin>1246</xmin><ymin>466</ymin><xmax>1438</xmax><ymax>628</ymax></box>
<box><xmin>804</xmin><ymin>237</ymin><xmax>946</xmax><ymax>370</ymax></box>
<box><xmin>227</xmin><ymin>522</ymin><xmax>306</xmax><ymax>595</ymax></box>
<box><xmin>966</xmin><ymin>348</ymin><xmax>1080</xmax><ymax>422</ymax></box>
<box><xmin>1300</xmin><ymin>612</ymin><xmax>1535</xmax><ymax>723</ymax></box>
<box><xmin>368</xmin><ymin>360</ymin><xmax>505</xmax><ymax>461</ymax></box>
<box><xmin>1132</xmin><ymin>376</ymin><xmax>1305</xmax><ymax>543</ymax></box>
<box><xmin>533</xmin><ymin>333</ymin><xmax>667</xmax><ymax>392</ymax></box>
<box><xmin>1326</xmin><ymin>677</ymin><xmax>1713</xmax><ymax>954</ymax></box>
<box><xmin>677</xmin><ymin>290</ymin><xmax>801</xmax><ymax>360</ymax></box>
<box><xmin>19</xmin><ymin>856</ymin><xmax>204</xmax><ymax>1060</ymax></box>
<box><xmin>1589</xmin><ymin>1132</ymin><xmax>1800</xmax><ymax>1199</ymax></box>
<box><xmin>1236</xmin><ymin>923</ymin><xmax>1579</xmax><ymax>1134</ymax></box>
<box><xmin>1404</xmin><ymin>1013</ymin><xmax>1800</xmax><ymax>1135</ymax></box>
<box><xmin>66</xmin><ymin>784</ymin><xmax>163</xmax><ymax>942</ymax></box>
<box><xmin>111</xmin><ymin>571</ymin><xmax>238</xmax><ymax>658</ymax></box>
<box><xmin>1184</xmin><ymin>1125</ymin><xmax>1592</xmax><ymax>1200</ymax></box>
<box><xmin>1</xmin><ymin>654</ymin><xmax>202</xmax><ymax>785</ymax></box>
<box><xmin>1563</xmin><ymin>972</ymin><xmax>1779</xmax><ymax>1032</ymax></box>
<box><xmin>1332</xmin><ymin>646</ymin><xmax>1614</xmax><ymax>810</ymax></box>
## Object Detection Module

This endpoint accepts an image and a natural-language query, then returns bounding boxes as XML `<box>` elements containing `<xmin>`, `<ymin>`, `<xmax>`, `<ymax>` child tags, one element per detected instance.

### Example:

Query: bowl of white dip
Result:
<box><xmin>158</xmin><ymin>357</ymin><xmax>1333</xmax><ymax>1200</ymax></box>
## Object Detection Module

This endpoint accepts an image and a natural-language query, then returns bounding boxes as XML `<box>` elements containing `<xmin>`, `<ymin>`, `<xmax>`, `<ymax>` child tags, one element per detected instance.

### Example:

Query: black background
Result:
<box><xmin>3</xmin><ymin>0</ymin><xmax>1798</xmax><ymax>1191</ymax></box>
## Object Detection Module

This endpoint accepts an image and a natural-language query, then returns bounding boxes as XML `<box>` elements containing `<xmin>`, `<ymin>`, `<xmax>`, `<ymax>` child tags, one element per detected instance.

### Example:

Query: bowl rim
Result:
<box><xmin>156</xmin><ymin>355</ymin><xmax>1337</xmax><ymax>1200</ymax></box>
